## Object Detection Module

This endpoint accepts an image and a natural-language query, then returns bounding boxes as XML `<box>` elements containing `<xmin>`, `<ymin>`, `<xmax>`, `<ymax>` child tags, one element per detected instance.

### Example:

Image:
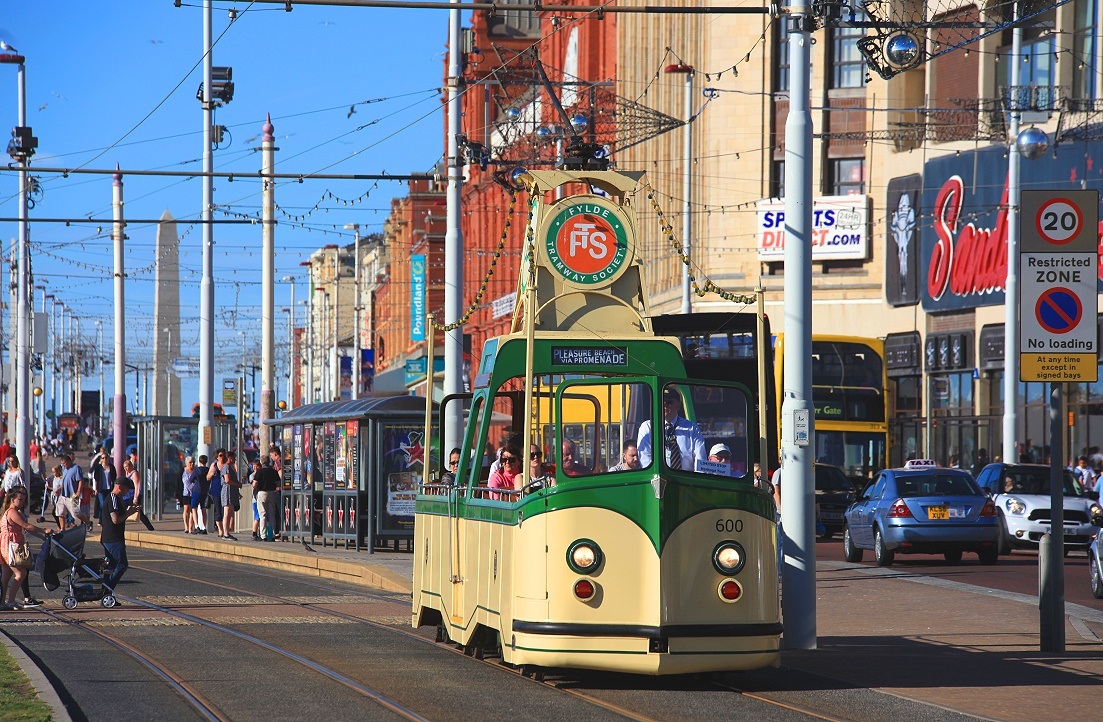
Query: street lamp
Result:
<box><xmin>95</xmin><ymin>320</ymin><xmax>104</xmax><ymax>431</ymax></box>
<box><xmin>343</xmin><ymin>224</ymin><xmax>361</xmax><ymax>399</ymax></box>
<box><xmin>664</xmin><ymin>63</ymin><xmax>695</xmax><ymax>314</ymax></box>
<box><xmin>325</xmin><ymin>243</ymin><xmax>341</xmax><ymax>401</ymax></box>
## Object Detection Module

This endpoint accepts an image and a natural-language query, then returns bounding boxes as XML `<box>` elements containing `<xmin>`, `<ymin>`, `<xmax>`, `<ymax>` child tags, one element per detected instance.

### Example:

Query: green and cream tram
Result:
<box><xmin>412</xmin><ymin>169</ymin><xmax>781</xmax><ymax>674</ymax></box>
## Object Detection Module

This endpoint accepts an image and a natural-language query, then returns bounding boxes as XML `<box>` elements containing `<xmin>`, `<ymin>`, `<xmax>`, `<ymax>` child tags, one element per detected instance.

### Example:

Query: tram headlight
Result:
<box><xmin>712</xmin><ymin>541</ymin><xmax>746</xmax><ymax>576</ymax></box>
<box><xmin>566</xmin><ymin>539</ymin><xmax>603</xmax><ymax>574</ymax></box>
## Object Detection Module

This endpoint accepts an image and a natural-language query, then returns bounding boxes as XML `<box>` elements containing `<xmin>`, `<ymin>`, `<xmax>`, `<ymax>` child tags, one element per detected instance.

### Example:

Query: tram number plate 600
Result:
<box><xmin>715</xmin><ymin>519</ymin><xmax>743</xmax><ymax>533</ymax></box>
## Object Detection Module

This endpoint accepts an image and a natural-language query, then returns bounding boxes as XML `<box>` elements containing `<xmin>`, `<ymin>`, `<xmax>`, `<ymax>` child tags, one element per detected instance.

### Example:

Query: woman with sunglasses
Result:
<box><xmin>1</xmin><ymin>487</ymin><xmax>49</xmax><ymax>610</ymax></box>
<box><xmin>487</xmin><ymin>445</ymin><xmax>523</xmax><ymax>501</ymax></box>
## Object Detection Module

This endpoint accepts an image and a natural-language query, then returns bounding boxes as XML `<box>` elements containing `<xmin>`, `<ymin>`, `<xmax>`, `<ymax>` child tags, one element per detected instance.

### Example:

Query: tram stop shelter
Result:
<box><xmin>265</xmin><ymin>395</ymin><xmax>431</xmax><ymax>553</ymax></box>
<box><xmin>134</xmin><ymin>415</ymin><xmax>238</xmax><ymax>521</ymax></box>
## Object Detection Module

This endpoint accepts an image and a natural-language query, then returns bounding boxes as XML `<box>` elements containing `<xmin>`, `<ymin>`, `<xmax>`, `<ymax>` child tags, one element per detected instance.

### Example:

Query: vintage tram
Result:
<box><xmin>412</xmin><ymin>169</ymin><xmax>781</xmax><ymax>674</ymax></box>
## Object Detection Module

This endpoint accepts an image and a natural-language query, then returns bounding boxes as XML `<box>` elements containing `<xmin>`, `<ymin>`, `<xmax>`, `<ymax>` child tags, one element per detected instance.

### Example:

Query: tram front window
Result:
<box><xmin>651</xmin><ymin>383</ymin><xmax>751</xmax><ymax>478</ymax></box>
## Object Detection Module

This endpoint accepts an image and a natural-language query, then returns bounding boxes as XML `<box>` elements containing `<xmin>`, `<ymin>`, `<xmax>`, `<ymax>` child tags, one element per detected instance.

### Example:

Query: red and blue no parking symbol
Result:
<box><xmin>1035</xmin><ymin>287</ymin><xmax>1083</xmax><ymax>334</ymax></box>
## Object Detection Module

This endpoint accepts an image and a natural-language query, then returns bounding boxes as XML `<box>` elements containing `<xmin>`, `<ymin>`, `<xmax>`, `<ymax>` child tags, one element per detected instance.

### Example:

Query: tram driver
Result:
<box><xmin>637</xmin><ymin>388</ymin><xmax>707</xmax><ymax>471</ymax></box>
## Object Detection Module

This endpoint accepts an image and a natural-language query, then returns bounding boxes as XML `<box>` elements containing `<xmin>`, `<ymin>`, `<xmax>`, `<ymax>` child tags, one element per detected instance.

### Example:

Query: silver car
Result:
<box><xmin>1091</xmin><ymin>514</ymin><xmax>1103</xmax><ymax>599</ymax></box>
<box><xmin>974</xmin><ymin>463</ymin><xmax>1101</xmax><ymax>554</ymax></box>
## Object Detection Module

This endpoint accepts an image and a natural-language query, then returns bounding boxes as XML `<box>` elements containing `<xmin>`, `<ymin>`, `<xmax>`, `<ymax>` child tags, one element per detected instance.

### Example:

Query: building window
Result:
<box><xmin>997</xmin><ymin>9</ymin><xmax>1056</xmax><ymax>88</ymax></box>
<box><xmin>775</xmin><ymin>21</ymin><xmax>790</xmax><ymax>93</ymax></box>
<box><xmin>930</xmin><ymin>372</ymin><xmax>974</xmax><ymax>417</ymax></box>
<box><xmin>830</xmin><ymin>25</ymin><xmax>867</xmax><ymax>89</ymax></box>
<box><xmin>1073</xmin><ymin>0</ymin><xmax>1097</xmax><ymax>100</ymax></box>
<box><xmin>830</xmin><ymin>158</ymin><xmax>865</xmax><ymax>195</ymax></box>
<box><xmin>771</xmin><ymin>160</ymin><xmax>785</xmax><ymax>199</ymax></box>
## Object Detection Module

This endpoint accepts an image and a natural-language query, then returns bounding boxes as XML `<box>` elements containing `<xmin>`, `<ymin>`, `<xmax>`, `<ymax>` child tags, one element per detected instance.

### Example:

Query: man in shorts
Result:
<box><xmin>56</xmin><ymin>454</ymin><xmax>88</xmax><ymax>529</ymax></box>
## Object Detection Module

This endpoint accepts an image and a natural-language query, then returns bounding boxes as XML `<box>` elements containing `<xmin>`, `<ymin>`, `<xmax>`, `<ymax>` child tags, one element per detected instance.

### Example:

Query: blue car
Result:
<box><xmin>843</xmin><ymin>459</ymin><xmax>1000</xmax><ymax>566</ymax></box>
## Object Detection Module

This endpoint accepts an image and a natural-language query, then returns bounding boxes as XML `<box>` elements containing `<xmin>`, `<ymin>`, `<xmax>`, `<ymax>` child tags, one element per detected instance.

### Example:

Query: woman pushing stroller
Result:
<box><xmin>1</xmin><ymin>486</ymin><xmax>51</xmax><ymax>610</ymax></box>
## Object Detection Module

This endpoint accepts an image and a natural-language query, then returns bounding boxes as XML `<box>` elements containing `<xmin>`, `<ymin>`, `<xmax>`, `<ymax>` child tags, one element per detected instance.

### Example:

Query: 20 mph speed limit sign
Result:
<box><xmin>1019</xmin><ymin>190</ymin><xmax>1099</xmax><ymax>382</ymax></box>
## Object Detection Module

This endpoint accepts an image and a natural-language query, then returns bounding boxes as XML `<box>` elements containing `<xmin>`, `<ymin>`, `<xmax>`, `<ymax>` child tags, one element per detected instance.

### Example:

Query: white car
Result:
<box><xmin>973</xmin><ymin>463</ymin><xmax>1101</xmax><ymax>555</ymax></box>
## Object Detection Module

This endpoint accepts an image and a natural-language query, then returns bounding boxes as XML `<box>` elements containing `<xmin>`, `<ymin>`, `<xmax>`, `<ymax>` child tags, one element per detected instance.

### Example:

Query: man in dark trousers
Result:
<box><xmin>92</xmin><ymin>453</ymin><xmax>117</xmax><ymax>520</ymax></box>
<box><xmin>101</xmin><ymin>476</ymin><xmax>136</xmax><ymax>593</ymax></box>
<box><xmin>251</xmin><ymin>459</ymin><xmax>281</xmax><ymax>541</ymax></box>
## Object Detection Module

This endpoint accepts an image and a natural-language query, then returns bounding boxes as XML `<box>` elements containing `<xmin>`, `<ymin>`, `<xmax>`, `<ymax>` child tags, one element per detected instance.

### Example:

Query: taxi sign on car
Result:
<box><xmin>903</xmin><ymin>458</ymin><xmax>939</xmax><ymax>469</ymax></box>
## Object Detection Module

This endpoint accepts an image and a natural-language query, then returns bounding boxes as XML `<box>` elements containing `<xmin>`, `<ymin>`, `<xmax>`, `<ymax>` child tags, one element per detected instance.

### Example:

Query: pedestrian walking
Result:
<box><xmin>1</xmin><ymin>487</ymin><xmax>49</xmax><ymax>610</ymax></box>
<box><xmin>101</xmin><ymin>476</ymin><xmax>136</xmax><ymax>593</ymax></box>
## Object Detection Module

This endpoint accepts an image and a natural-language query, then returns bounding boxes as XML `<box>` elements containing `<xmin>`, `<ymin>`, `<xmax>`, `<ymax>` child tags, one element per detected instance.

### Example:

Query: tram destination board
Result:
<box><xmin>551</xmin><ymin>346</ymin><xmax>627</xmax><ymax>366</ymax></box>
<box><xmin>1019</xmin><ymin>189</ymin><xmax>1099</xmax><ymax>382</ymax></box>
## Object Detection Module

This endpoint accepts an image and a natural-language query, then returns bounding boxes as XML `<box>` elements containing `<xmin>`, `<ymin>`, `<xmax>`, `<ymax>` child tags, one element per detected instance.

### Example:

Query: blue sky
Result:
<box><xmin>0</xmin><ymin>1</ymin><xmax>447</xmax><ymax>414</ymax></box>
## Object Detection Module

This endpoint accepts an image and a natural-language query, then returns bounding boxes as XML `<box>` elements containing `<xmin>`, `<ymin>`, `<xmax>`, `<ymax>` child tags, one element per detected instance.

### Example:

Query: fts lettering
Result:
<box><xmin>568</xmin><ymin>222</ymin><xmax>610</xmax><ymax>260</ymax></box>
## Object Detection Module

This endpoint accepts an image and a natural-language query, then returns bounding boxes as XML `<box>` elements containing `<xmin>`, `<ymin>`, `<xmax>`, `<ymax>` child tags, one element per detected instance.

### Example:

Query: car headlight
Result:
<box><xmin>712</xmin><ymin>541</ymin><xmax>746</xmax><ymax>576</ymax></box>
<box><xmin>566</xmin><ymin>539</ymin><xmax>603</xmax><ymax>574</ymax></box>
<box><xmin>1090</xmin><ymin>503</ymin><xmax>1103</xmax><ymax>525</ymax></box>
<box><xmin>1005</xmin><ymin>498</ymin><xmax>1026</xmax><ymax>516</ymax></box>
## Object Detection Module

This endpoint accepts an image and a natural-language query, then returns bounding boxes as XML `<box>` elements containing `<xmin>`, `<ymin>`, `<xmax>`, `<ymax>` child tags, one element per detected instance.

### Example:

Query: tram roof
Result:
<box><xmin>264</xmin><ymin>394</ymin><xmax>432</xmax><ymax>425</ymax></box>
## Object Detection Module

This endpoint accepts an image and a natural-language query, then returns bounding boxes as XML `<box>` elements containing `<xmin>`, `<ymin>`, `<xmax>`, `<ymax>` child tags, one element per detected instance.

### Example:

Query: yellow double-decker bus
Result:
<box><xmin>774</xmin><ymin>334</ymin><xmax>888</xmax><ymax>482</ymax></box>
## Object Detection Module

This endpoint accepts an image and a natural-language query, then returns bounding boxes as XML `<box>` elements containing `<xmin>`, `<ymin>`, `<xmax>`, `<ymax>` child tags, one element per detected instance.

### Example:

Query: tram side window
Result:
<box><xmin>556</xmin><ymin>382</ymin><xmax>652</xmax><ymax>478</ymax></box>
<box><xmin>644</xmin><ymin>382</ymin><xmax>751</xmax><ymax>478</ymax></box>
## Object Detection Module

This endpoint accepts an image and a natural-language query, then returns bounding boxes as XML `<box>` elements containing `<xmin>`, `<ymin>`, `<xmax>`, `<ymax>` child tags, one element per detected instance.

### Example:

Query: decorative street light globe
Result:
<box><xmin>1016</xmin><ymin>126</ymin><xmax>1050</xmax><ymax>161</ymax></box>
<box><xmin>536</xmin><ymin>125</ymin><xmax>553</xmax><ymax>140</ymax></box>
<box><xmin>505</xmin><ymin>107</ymin><xmax>521</xmax><ymax>120</ymax></box>
<box><xmin>569</xmin><ymin>113</ymin><xmax>588</xmax><ymax>133</ymax></box>
<box><xmin>32</xmin><ymin>386</ymin><xmax>42</xmax><ymax>397</ymax></box>
<box><xmin>509</xmin><ymin>167</ymin><xmax>531</xmax><ymax>189</ymax></box>
<box><xmin>884</xmin><ymin>32</ymin><xmax>920</xmax><ymax>70</ymax></box>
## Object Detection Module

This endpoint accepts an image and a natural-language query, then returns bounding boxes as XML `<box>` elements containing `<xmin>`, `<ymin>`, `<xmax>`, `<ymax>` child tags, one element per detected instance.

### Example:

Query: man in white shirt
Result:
<box><xmin>637</xmin><ymin>388</ymin><xmax>707</xmax><ymax>471</ymax></box>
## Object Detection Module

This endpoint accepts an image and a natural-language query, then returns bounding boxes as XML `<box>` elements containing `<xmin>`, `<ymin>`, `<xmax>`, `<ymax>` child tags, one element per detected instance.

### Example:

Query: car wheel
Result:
<box><xmin>874</xmin><ymin>528</ymin><xmax>894</xmax><ymax>567</ymax></box>
<box><xmin>996</xmin><ymin>511</ymin><xmax>1012</xmax><ymax>556</ymax></box>
<box><xmin>979</xmin><ymin>547</ymin><xmax>998</xmax><ymax>565</ymax></box>
<box><xmin>944</xmin><ymin>550</ymin><xmax>963</xmax><ymax>564</ymax></box>
<box><xmin>1091</xmin><ymin>557</ymin><xmax>1103</xmax><ymax>600</ymax></box>
<box><xmin>843</xmin><ymin>525</ymin><xmax>863</xmax><ymax>563</ymax></box>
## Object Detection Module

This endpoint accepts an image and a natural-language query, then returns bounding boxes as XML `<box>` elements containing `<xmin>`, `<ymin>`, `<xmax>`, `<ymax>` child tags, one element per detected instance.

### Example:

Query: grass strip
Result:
<box><xmin>0</xmin><ymin>637</ymin><xmax>52</xmax><ymax>722</ymax></box>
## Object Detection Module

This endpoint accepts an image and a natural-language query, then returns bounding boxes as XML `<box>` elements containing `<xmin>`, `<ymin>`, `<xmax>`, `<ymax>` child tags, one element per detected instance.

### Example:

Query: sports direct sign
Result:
<box><xmin>757</xmin><ymin>195</ymin><xmax>870</xmax><ymax>261</ymax></box>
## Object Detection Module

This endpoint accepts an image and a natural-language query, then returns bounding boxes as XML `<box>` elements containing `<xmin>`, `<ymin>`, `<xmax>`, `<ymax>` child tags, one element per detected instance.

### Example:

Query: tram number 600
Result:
<box><xmin>715</xmin><ymin>519</ymin><xmax>743</xmax><ymax>533</ymax></box>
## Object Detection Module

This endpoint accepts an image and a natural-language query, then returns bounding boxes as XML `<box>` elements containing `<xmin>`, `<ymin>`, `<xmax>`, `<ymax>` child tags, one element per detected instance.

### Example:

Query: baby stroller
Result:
<box><xmin>39</xmin><ymin>526</ymin><xmax>117</xmax><ymax>609</ymax></box>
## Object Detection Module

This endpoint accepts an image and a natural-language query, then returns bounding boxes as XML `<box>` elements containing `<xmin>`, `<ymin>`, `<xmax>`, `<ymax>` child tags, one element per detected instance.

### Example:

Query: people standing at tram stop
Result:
<box><xmin>207</xmin><ymin>451</ymin><xmax>225</xmax><ymax>538</ymax></box>
<box><xmin>636</xmin><ymin>388</ymin><xmax>707</xmax><ymax>471</ymax></box>
<box><xmin>267</xmin><ymin>446</ymin><xmax>283</xmax><ymax>541</ymax></box>
<box><xmin>180</xmin><ymin>456</ymin><xmax>201</xmax><ymax>534</ymax></box>
<box><xmin>251</xmin><ymin>459</ymin><xmax>280</xmax><ymax>541</ymax></box>
<box><xmin>220</xmin><ymin>453</ymin><xmax>242</xmax><ymax>541</ymax></box>
<box><xmin>91</xmin><ymin>453</ymin><xmax>116</xmax><ymax>522</ymax></box>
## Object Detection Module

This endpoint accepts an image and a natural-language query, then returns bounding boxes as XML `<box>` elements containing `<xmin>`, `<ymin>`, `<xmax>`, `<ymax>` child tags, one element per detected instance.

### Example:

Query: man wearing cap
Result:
<box><xmin>637</xmin><ymin>388</ymin><xmax>707</xmax><ymax>471</ymax></box>
<box><xmin>708</xmin><ymin>443</ymin><xmax>741</xmax><ymax>476</ymax></box>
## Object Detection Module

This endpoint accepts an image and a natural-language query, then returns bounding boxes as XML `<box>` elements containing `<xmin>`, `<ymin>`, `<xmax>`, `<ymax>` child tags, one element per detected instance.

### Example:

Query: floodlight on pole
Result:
<box><xmin>664</xmin><ymin>63</ymin><xmax>694</xmax><ymax>314</ymax></box>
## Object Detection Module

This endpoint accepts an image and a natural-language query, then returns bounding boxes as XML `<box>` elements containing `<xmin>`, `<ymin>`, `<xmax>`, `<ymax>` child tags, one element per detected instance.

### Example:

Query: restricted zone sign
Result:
<box><xmin>1019</xmin><ymin>190</ymin><xmax>1099</xmax><ymax>382</ymax></box>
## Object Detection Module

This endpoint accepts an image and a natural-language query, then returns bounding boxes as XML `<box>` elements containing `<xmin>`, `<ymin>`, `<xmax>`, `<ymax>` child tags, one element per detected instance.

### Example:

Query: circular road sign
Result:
<box><xmin>1035</xmin><ymin>286</ymin><xmax>1083</xmax><ymax>334</ymax></box>
<box><xmin>1035</xmin><ymin>197</ymin><xmax>1084</xmax><ymax>245</ymax></box>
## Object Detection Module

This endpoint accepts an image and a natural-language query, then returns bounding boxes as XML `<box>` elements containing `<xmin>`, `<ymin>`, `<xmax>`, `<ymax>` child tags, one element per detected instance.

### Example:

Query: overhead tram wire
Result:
<box><xmin>240</xmin><ymin>0</ymin><xmax>771</xmax><ymax>13</ymax></box>
<box><xmin>0</xmin><ymin>165</ymin><xmax>432</xmax><ymax>182</ymax></box>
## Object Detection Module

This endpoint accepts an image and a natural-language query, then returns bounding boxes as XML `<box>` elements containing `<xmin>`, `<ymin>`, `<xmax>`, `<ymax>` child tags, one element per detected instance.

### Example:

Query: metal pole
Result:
<box><xmin>333</xmin><ymin>246</ymin><xmax>340</xmax><ymax>400</ymax></box>
<box><xmin>50</xmin><ymin>299</ymin><xmax>58</xmax><ymax>432</ymax></box>
<box><xmin>282</xmin><ymin>275</ymin><xmax>296</xmax><ymax>408</ymax></box>
<box><xmin>198</xmin><ymin>0</ymin><xmax>215</xmax><ymax>459</ymax></box>
<box><xmin>306</xmin><ymin>277</ymin><xmax>314</xmax><ymax>405</ymax></box>
<box><xmin>780</xmin><ymin>6</ymin><xmax>816</xmax><ymax>650</ymax></box>
<box><xmin>1040</xmin><ymin>382</ymin><xmax>1065</xmax><ymax>652</ymax></box>
<box><xmin>679</xmin><ymin>68</ymin><xmax>694</xmax><ymax>313</ymax></box>
<box><xmin>7</xmin><ymin>242</ymin><xmax>14</xmax><ymax>440</ymax></box>
<box><xmin>35</xmin><ymin>285</ymin><xmax>46</xmax><ymax>436</ymax></box>
<box><xmin>260</xmin><ymin>114</ymin><xmax>275</xmax><ymax>449</ymax></box>
<box><xmin>14</xmin><ymin>60</ymin><xmax>30</xmax><ymax>465</ymax></box>
<box><xmin>443</xmin><ymin>0</ymin><xmax>465</xmax><ymax>451</ymax></box>
<box><xmin>96</xmin><ymin>321</ymin><xmax>104</xmax><ymax>433</ymax></box>
<box><xmin>351</xmin><ymin>226</ymin><xmax>361</xmax><ymax>399</ymax></box>
<box><xmin>1003</xmin><ymin>3</ymin><xmax>1022</xmax><ymax>465</ymax></box>
<box><xmin>112</xmin><ymin>169</ymin><xmax>126</xmax><ymax>480</ymax></box>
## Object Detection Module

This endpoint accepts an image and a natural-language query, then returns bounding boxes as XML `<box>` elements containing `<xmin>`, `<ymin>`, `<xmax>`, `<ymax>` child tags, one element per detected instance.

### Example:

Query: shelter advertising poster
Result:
<box><xmin>380</xmin><ymin>423</ymin><xmax>424</xmax><ymax>533</ymax></box>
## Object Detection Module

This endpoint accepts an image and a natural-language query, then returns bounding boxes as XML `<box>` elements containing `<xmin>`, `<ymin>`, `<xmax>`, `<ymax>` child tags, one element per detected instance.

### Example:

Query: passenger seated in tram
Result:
<box><xmin>524</xmin><ymin>444</ymin><xmax>554</xmax><ymax>494</ymax></box>
<box><xmin>439</xmin><ymin>447</ymin><xmax>460</xmax><ymax>489</ymax></box>
<box><xmin>560</xmin><ymin>440</ymin><xmax>589</xmax><ymax>477</ymax></box>
<box><xmin>637</xmin><ymin>388</ymin><xmax>707</xmax><ymax>471</ymax></box>
<box><xmin>487</xmin><ymin>445</ymin><xmax>523</xmax><ymax>500</ymax></box>
<box><xmin>608</xmin><ymin>441</ymin><xmax>641</xmax><ymax>472</ymax></box>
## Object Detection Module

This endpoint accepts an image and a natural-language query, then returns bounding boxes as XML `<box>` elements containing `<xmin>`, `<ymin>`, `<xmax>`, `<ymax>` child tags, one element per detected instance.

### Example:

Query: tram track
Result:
<box><xmin>127</xmin><ymin>555</ymin><xmax>851</xmax><ymax>722</ymax></box>
<box><xmin>31</xmin><ymin>580</ymin><xmax>429</xmax><ymax>722</ymax></box>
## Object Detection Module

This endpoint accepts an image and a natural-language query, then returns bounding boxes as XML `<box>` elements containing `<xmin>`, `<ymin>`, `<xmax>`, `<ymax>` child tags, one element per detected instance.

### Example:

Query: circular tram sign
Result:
<box><xmin>544</xmin><ymin>197</ymin><xmax>631</xmax><ymax>286</ymax></box>
<box><xmin>1035</xmin><ymin>198</ymin><xmax>1084</xmax><ymax>245</ymax></box>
